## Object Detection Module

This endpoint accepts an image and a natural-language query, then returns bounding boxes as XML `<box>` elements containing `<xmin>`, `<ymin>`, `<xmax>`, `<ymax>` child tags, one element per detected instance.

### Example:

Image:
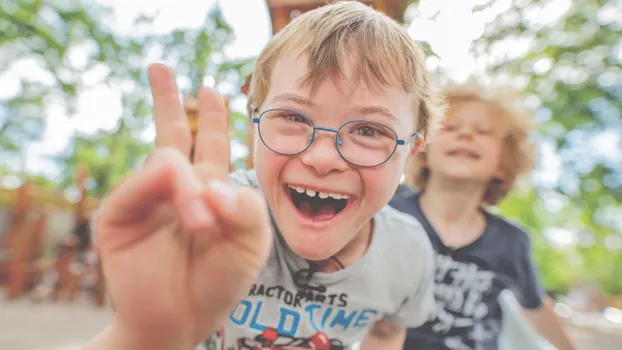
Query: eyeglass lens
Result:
<box><xmin>257</xmin><ymin>109</ymin><xmax>399</xmax><ymax>166</ymax></box>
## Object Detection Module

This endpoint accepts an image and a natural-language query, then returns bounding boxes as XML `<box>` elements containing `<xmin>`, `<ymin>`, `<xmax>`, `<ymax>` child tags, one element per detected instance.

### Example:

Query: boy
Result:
<box><xmin>86</xmin><ymin>2</ymin><xmax>443</xmax><ymax>350</ymax></box>
<box><xmin>390</xmin><ymin>84</ymin><xmax>577</xmax><ymax>349</ymax></box>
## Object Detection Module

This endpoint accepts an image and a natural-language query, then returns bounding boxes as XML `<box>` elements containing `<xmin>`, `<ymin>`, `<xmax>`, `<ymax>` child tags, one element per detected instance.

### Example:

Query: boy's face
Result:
<box><xmin>253</xmin><ymin>50</ymin><xmax>417</xmax><ymax>261</ymax></box>
<box><xmin>426</xmin><ymin>101</ymin><xmax>505</xmax><ymax>185</ymax></box>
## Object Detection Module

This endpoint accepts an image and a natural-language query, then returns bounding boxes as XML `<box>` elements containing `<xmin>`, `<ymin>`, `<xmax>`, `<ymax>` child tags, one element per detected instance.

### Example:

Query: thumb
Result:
<box><xmin>204</xmin><ymin>181</ymin><xmax>272</xmax><ymax>255</ymax></box>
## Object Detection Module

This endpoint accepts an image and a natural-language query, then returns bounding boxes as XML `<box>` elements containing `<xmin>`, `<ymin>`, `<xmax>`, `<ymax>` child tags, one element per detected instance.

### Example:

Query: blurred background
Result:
<box><xmin>0</xmin><ymin>0</ymin><xmax>620</xmax><ymax>349</ymax></box>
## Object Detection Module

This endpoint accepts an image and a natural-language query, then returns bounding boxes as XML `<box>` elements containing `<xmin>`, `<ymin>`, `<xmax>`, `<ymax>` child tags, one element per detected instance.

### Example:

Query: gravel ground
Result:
<box><xmin>0</xmin><ymin>297</ymin><xmax>112</xmax><ymax>350</ymax></box>
<box><xmin>0</xmin><ymin>296</ymin><xmax>620</xmax><ymax>350</ymax></box>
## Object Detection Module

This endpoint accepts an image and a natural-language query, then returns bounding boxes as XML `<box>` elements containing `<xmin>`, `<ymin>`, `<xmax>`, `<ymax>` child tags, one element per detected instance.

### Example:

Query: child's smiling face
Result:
<box><xmin>252</xmin><ymin>50</ymin><xmax>420</xmax><ymax>261</ymax></box>
<box><xmin>426</xmin><ymin>101</ymin><xmax>506</xmax><ymax>186</ymax></box>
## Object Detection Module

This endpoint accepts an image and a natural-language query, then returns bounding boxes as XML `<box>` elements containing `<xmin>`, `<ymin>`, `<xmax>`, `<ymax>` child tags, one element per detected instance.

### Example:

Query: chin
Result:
<box><xmin>281</xmin><ymin>233</ymin><xmax>335</xmax><ymax>261</ymax></box>
<box><xmin>273</xmin><ymin>182</ymin><xmax>360</xmax><ymax>261</ymax></box>
<box><xmin>438</xmin><ymin>170</ymin><xmax>492</xmax><ymax>186</ymax></box>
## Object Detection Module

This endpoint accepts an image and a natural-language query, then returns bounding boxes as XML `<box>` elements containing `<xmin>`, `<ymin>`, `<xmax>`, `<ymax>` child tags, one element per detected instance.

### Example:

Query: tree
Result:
<box><xmin>54</xmin><ymin>6</ymin><xmax>255</xmax><ymax>196</ymax></box>
<box><xmin>154</xmin><ymin>6</ymin><xmax>255</xmax><ymax>169</ymax></box>
<box><xmin>473</xmin><ymin>0</ymin><xmax>622</xmax><ymax>294</ymax></box>
<box><xmin>0</xmin><ymin>0</ymin><xmax>134</xmax><ymax>162</ymax></box>
<box><xmin>403</xmin><ymin>0</ymin><xmax>621</xmax><ymax>294</ymax></box>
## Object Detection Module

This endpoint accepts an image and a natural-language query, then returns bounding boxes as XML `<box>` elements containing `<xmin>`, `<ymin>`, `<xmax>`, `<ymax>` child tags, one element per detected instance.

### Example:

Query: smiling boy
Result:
<box><xmin>390</xmin><ymin>83</ymin><xmax>576</xmax><ymax>350</ymax></box>
<box><xmin>85</xmin><ymin>2</ymin><xmax>442</xmax><ymax>350</ymax></box>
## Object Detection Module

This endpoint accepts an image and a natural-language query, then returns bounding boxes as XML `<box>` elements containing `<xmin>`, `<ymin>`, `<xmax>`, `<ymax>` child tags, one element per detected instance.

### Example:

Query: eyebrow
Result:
<box><xmin>271</xmin><ymin>93</ymin><xmax>315</xmax><ymax>107</ymax></box>
<box><xmin>271</xmin><ymin>93</ymin><xmax>398</xmax><ymax>122</ymax></box>
<box><xmin>354</xmin><ymin>106</ymin><xmax>398</xmax><ymax>122</ymax></box>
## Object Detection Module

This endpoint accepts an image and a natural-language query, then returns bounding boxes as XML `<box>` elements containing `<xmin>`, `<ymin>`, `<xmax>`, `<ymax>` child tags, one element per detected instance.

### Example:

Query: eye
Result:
<box><xmin>355</xmin><ymin>125</ymin><xmax>382</xmax><ymax>137</ymax></box>
<box><xmin>281</xmin><ymin>113</ymin><xmax>307</xmax><ymax>123</ymax></box>
<box><xmin>442</xmin><ymin>124</ymin><xmax>457</xmax><ymax>132</ymax></box>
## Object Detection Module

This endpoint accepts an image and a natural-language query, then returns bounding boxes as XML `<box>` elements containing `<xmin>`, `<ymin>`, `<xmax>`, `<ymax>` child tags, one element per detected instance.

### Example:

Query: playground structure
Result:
<box><xmin>0</xmin><ymin>166</ymin><xmax>104</xmax><ymax>305</ymax></box>
<box><xmin>266</xmin><ymin>0</ymin><xmax>408</xmax><ymax>34</ymax></box>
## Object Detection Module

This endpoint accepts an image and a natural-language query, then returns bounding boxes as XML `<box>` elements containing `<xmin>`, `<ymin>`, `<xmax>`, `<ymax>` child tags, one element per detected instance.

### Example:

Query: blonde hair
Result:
<box><xmin>405</xmin><ymin>83</ymin><xmax>537</xmax><ymax>206</ymax></box>
<box><xmin>246</xmin><ymin>1</ymin><xmax>443</xmax><ymax>138</ymax></box>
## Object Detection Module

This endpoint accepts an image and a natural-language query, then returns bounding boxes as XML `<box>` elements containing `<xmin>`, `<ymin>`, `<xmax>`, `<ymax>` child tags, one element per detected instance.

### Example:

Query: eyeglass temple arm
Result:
<box><xmin>397</xmin><ymin>131</ymin><xmax>421</xmax><ymax>145</ymax></box>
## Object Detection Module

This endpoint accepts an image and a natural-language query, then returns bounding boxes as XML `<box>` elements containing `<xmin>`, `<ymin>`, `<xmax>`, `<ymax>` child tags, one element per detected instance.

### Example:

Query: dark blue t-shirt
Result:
<box><xmin>389</xmin><ymin>190</ymin><xmax>543</xmax><ymax>350</ymax></box>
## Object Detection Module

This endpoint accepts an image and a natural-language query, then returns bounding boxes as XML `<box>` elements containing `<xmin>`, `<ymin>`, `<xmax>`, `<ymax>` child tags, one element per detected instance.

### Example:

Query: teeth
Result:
<box><xmin>288</xmin><ymin>185</ymin><xmax>350</xmax><ymax>200</ymax></box>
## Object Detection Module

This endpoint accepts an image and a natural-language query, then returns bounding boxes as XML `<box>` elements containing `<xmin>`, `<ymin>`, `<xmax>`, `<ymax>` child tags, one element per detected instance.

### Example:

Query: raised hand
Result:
<box><xmin>89</xmin><ymin>64</ymin><xmax>272</xmax><ymax>350</ymax></box>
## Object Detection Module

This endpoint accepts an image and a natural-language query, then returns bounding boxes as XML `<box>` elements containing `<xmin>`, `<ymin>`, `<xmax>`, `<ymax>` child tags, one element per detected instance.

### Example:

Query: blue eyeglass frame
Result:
<box><xmin>251</xmin><ymin>108</ymin><xmax>421</xmax><ymax>167</ymax></box>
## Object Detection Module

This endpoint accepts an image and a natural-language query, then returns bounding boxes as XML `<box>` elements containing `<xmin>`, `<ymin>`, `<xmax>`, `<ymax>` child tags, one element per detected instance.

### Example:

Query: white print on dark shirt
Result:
<box><xmin>432</xmin><ymin>254</ymin><xmax>500</xmax><ymax>350</ymax></box>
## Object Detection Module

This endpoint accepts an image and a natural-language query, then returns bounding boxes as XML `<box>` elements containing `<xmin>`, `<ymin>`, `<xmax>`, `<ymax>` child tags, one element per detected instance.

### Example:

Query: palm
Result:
<box><xmin>95</xmin><ymin>64</ymin><xmax>271</xmax><ymax>348</ymax></box>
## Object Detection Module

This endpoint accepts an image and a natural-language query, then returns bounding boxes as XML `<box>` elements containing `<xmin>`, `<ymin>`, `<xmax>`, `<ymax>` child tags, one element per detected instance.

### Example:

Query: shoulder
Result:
<box><xmin>388</xmin><ymin>189</ymin><xmax>419</xmax><ymax>212</ymax></box>
<box><xmin>394</xmin><ymin>183</ymin><xmax>415</xmax><ymax>196</ymax></box>
<box><xmin>373</xmin><ymin>206</ymin><xmax>436</xmax><ymax>316</ymax></box>
<box><xmin>228</xmin><ymin>170</ymin><xmax>260</xmax><ymax>188</ymax></box>
<box><xmin>374</xmin><ymin>205</ymin><xmax>435</xmax><ymax>269</ymax></box>
<box><xmin>486</xmin><ymin>210</ymin><xmax>533</xmax><ymax>248</ymax></box>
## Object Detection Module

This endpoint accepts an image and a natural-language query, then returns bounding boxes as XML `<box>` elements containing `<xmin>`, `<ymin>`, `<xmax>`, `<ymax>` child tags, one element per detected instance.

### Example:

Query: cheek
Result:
<box><xmin>483</xmin><ymin>139</ymin><xmax>504</xmax><ymax>165</ymax></box>
<box><xmin>254</xmin><ymin>144</ymin><xmax>286</xmax><ymax>189</ymax></box>
<box><xmin>423</xmin><ymin>141</ymin><xmax>445</xmax><ymax>163</ymax></box>
<box><xmin>361</xmin><ymin>159</ymin><xmax>403</xmax><ymax>204</ymax></box>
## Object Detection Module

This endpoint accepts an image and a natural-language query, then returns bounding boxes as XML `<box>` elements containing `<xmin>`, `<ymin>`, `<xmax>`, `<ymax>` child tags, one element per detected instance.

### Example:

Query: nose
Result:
<box><xmin>299</xmin><ymin>132</ymin><xmax>349</xmax><ymax>175</ymax></box>
<box><xmin>456</xmin><ymin>124</ymin><xmax>475</xmax><ymax>140</ymax></box>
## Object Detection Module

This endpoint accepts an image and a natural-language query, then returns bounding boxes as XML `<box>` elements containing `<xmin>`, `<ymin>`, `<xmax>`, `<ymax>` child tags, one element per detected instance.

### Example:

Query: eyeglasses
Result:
<box><xmin>252</xmin><ymin>108</ymin><xmax>420</xmax><ymax>167</ymax></box>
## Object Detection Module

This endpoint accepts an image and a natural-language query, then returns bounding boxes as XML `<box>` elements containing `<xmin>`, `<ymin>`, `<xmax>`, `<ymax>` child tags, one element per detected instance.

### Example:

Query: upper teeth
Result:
<box><xmin>288</xmin><ymin>185</ymin><xmax>350</xmax><ymax>200</ymax></box>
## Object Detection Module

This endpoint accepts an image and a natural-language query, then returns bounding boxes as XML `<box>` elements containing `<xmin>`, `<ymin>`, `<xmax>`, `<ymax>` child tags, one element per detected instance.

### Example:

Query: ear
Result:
<box><xmin>494</xmin><ymin>156</ymin><xmax>507</xmax><ymax>181</ymax></box>
<box><xmin>409</xmin><ymin>135</ymin><xmax>424</xmax><ymax>157</ymax></box>
<box><xmin>492</xmin><ymin>168</ymin><xmax>506</xmax><ymax>183</ymax></box>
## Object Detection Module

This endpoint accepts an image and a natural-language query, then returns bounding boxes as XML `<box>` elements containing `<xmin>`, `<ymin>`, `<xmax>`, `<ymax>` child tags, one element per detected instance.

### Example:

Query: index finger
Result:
<box><xmin>149</xmin><ymin>63</ymin><xmax>192</xmax><ymax>155</ymax></box>
<box><xmin>193</xmin><ymin>86</ymin><xmax>230</xmax><ymax>180</ymax></box>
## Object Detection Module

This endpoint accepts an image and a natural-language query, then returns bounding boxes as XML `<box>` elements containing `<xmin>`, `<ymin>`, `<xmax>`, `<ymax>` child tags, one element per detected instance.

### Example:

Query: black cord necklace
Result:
<box><xmin>330</xmin><ymin>256</ymin><xmax>345</xmax><ymax>269</ymax></box>
<box><xmin>269</xmin><ymin>210</ymin><xmax>345</xmax><ymax>293</ymax></box>
<box><xmin>293</xmin><ymin>256</ymin><xmax>344</xmax><ymax>293</ymax></box>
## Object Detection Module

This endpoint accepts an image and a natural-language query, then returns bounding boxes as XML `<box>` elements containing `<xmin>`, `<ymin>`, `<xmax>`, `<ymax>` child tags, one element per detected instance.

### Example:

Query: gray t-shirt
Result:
<box><xmin>201</xmin><ymin>170</ymin><xmax>435</xmax><ymax>350</ymax></box>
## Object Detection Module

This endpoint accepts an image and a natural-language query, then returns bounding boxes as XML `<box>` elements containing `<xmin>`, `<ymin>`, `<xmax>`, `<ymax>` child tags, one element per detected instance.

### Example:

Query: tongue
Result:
<box><xmin>298</xmin><ymin>200</ymin><xmax>338</xmax><ymax>221</ymax></box>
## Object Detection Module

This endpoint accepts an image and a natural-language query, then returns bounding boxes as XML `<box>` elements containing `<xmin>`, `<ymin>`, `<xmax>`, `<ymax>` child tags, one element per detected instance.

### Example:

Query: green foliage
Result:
<box><xmin>52</xmin><ymin>123</ymin><xmax>152</xmax><ymax>197</ymax></box>
<box><xmin>0</xmin><ymin>0</ymin><xmax>124</xmax><ymax>156</ymax></box>
<box><xmin>1</xmin><ymin>1</ymin><xmax>254</xmax><ymax>197</ymax></box>
<box><xmin>471</xmin><ymin>0</ymin><xmax>622</xmax><ymax>295</ymax></box>
<box><xmin>404</xmin><ymin>0</ymin><xmax>621</xmax><ymax>295</ymax></box>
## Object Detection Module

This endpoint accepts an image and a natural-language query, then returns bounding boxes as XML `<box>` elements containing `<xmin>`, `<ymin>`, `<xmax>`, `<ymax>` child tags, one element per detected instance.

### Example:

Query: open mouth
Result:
<box><xmin>286</xmin><ymin>185</ymin><xmax>350</xmax><ymax>222</ymax></box>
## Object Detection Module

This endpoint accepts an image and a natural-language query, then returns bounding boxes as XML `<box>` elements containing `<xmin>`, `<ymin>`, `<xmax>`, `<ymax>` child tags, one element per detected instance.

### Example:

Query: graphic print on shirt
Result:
<box><xmin>204</xmin><ymin>328</ymin><xmax>225</xmax><ymax>350</ymax></box>
<box><xmin>432</xmin><ymin>254</ymin><xmax>500</xmax><ymax>350</ymax></box>
<box><xmin>236</xmin><ymin>327</ymin><xmax>342</xmax><ymax>350</ymax></box>
<box><xmin>206</xmin><ymin>282</ymin><xmax>381</xmax><ymax>350</ymax></box>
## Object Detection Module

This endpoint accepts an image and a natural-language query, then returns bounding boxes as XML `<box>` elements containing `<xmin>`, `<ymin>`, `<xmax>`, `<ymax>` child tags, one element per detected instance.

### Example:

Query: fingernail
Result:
<box><xmin>187</xmin><ymin>199</ymin><xmax>214</xmax><ymax>227</ymax></box>
<box><xmin>208</xmin><ymin>180</ymin><xmax>237</xmax><ymax>210</ymax></box>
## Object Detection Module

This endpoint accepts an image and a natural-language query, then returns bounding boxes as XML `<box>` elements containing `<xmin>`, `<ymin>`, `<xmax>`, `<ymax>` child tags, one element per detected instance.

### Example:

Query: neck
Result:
<box><xmin>420</xmin><ymin>176</ymin><xmax>486</xmax><ymax>222</ymax></box>
<box><xmin>420</xmin><ymin>176</ymin><xmax>487</xmax><ymax>247</ymax></box>
<box><xmin>318</xmin><ymin>220</ymin><xmax>372</xmax><ymax>272</ymax></box>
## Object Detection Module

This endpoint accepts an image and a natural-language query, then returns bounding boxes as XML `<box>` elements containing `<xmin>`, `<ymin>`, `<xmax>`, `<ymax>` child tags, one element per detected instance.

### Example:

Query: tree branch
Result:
<box><xmin>0</xmin><ymin>10</ymin><xmax>64</xmax><ymax>51</ymax></box>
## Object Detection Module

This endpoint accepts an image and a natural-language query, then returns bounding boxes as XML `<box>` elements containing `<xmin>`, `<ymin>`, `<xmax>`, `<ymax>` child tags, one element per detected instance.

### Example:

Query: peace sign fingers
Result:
<box><xmin>149</xmin><ymin>64</ymin><xmax>192</xmax><ymax>156</ymax></box>
<box><xmin>193</xmin><ymin>86</ymin><xmax>231</xmax><ymax>181</ymax></box>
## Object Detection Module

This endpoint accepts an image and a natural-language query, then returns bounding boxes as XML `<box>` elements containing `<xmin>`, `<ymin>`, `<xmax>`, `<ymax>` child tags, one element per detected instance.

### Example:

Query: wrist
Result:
<box><xmin>85</xmin><ymin>322</ymin><xmax>194</xmax><ymax>350</ymax></box>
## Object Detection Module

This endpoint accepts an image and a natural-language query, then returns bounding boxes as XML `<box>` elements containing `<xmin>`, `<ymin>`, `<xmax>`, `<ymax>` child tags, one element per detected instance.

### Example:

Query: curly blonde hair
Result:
<box><xmin>246</xmin><ymin>1</ymin><xmax>444</xmax><ymax>139</ymax></box>
<box><xmin>404</xmin><ymin>83</ymin><xmax>537</xmax><ymax>206</ymax></box>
